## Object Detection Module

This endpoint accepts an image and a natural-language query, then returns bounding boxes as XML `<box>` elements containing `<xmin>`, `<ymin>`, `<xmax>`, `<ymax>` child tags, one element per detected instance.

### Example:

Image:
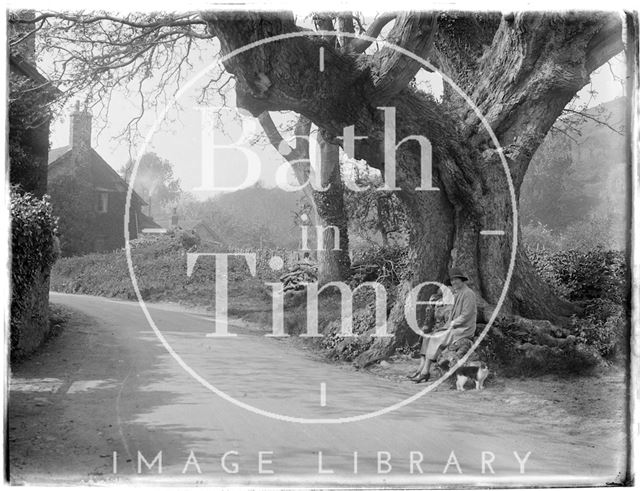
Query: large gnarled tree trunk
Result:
<box><xmin>202</xmin><ymin>11</ymin><xmax>624</xmax><ymax>364</ymax></box>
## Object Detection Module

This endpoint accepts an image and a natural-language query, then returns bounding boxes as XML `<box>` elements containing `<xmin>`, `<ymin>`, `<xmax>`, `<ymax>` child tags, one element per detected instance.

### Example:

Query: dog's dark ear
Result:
<box><xmin>440</xmin><ymin>360</ymin><xmax>450</xmax><ymax>370</ymax></box>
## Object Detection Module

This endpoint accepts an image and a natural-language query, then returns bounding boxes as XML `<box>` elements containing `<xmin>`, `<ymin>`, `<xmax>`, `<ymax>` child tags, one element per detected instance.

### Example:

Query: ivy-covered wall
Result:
<box><xmin>10</xmin><ymin>190</ymin><xmax>59</xmax><ymax>360</ymax></box>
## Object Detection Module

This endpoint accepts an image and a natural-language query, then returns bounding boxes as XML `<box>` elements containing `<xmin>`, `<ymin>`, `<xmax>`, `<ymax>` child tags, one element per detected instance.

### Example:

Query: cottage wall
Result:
<box><xmin>48</xmin><ymin>120</ymin><xmax>144</xmax><ymax>255</ymax></box>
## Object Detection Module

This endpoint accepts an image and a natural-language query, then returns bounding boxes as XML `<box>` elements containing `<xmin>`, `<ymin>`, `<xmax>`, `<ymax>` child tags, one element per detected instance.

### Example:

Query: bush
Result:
<box><xmin>569</xmin><ymin>298</ymin><xmax>626</xmax><ymax>359</ymax></box>
<box><xmin>11</xmin><ymin>189</ymin><xmax>59</xmax><ymax>295</ymax></box>
<box><xmin>527</xmin><ymin>247</ymin><xmax>573</xmax><ymax>299</ymax></box>
<box><xmin>527</xmin><ymin>247</ymin><xmax>627</xmax><ymax>364</ymax></box>
<box><xmin>528</xmin><ymin>246</ymin><xmax>626</xmax><ymax>303</ymax></box>
<box><xmin>176</xmin><ymin>228</ymin><xmax>200</xmax><ymax>250</ymax></box>
<box><xmin>128</xmin><ymin>232</ymin><xmax>183</xmax><ymax>256</ymax></box>
<box><xmin>11</xmin><ymin>189</ymin><xmax>59</xmax><ymax>357</ymax></box>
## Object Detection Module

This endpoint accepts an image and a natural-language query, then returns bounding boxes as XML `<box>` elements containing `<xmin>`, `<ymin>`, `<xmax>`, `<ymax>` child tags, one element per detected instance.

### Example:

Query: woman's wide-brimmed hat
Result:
<box><xmin>449</xmin><ymin>268</ymin><xmax>469</xmax><ymax>282</ymax></box>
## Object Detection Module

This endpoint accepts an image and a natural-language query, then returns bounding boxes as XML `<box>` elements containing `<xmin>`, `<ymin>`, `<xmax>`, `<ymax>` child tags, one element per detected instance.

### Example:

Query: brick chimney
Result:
<box><xmin>69</xmin><ymin>101</ymin><xmax>92</xmax><ymax>148</ymax></box>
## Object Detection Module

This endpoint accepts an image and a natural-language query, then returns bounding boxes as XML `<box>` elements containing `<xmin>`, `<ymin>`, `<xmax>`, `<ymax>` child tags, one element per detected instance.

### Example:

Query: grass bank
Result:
<box><xmin>50</xmin><ymin>235</ymin><xmax>273</xmax><ymax>318</ymax></box>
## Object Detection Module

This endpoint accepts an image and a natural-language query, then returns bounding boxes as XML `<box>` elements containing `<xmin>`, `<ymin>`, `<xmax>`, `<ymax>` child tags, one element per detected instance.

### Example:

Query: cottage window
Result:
<box><xmin>96</xmin><ymin>192</ymin><xmax>109</xmax><ymax>213</ymax></box>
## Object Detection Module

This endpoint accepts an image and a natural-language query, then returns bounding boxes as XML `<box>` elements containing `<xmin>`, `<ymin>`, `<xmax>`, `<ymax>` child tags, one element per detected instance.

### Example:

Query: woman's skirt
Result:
<box><xmin>420</xmin><ymin>327</ymin><xmax>470</xmax><ymax>360</ymax></box>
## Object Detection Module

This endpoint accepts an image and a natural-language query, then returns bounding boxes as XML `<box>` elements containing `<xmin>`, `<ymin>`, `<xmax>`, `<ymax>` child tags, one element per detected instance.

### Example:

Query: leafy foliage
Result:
<box><xmin>570</xmin><ymin>298</ymin><xmax>626</xmax><ymax>359</ymax></box>
<box><xmin>11</xmin><ymin>189</ymin><xmax>59</xmax><ymax>292</ymax></box>
<box><xmin>528</xmin><ymin>246</ymin><xmax>626</xmax><ymax>303</ymax></box>
<box><xmin>50</xmin><ymin>234</ymin><xmax>272</xmax><ymax>316</ymax></box>
<box><xmin>523</xmin><ymin>215</ymin><xmax>621</xmax><ymax>253</ymax></box>
<box><xmin>8</xmin><ymin>71</ymin><xmax>58</xmax><ymax>194</ymax></box>
<box><xmin>447</xmin><ymin>246</ymin><xmax>627</xmax><ymax>375</ymax></box>
<box><xmin>121</xmin><ymin>152</ymin><xmax>181</xmax><ymax>217</ymax></box>
<box><xmin>11</xmin><ymin>189</ymin><xmax>59</xmax><ymax>355</ymax></box>
<box><xmin>522</xmin><ymin>246</ymin><xmax>628</xmax><ymax>367</ymax></box>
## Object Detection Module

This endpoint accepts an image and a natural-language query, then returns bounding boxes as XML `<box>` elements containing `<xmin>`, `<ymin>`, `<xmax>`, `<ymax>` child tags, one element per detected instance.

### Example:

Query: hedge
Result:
<box><xmin>10</xmin><ymin>188</ymin><xmax>59</xmax><ymax>357</ymax></box>
<box><xmin>528</xmin><ymin>246</ymin><xmax>626</xmax><ymax>303</ymax></box>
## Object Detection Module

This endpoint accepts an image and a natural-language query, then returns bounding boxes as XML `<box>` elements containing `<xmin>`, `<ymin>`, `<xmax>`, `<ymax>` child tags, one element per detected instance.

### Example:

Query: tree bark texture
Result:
<box><xmin>202</xmin><ymin>11</ymin><xmax>624</xmax><ymax>363</ymax></box>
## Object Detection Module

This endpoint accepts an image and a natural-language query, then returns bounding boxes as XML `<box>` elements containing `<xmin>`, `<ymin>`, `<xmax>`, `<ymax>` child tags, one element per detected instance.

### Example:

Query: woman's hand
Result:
<box><xmin>435</xmin><ymin>322</ymin><xmax>451</xmax><ymax>332</ymax></box>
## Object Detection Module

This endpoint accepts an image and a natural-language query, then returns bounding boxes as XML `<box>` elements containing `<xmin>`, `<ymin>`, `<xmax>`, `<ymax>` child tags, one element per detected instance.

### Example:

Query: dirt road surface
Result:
<box><xmin>8</xmin><ymin>293</ymin><xmax>628</xmax><ymax>486</ymax></box>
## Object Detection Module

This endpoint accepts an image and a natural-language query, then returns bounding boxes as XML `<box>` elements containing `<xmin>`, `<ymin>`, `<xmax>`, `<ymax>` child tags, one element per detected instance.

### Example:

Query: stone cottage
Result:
<box><xmin>48</xmin><ymin>103</ymin><xmax>159</xmax><ymax>256</ymax></box>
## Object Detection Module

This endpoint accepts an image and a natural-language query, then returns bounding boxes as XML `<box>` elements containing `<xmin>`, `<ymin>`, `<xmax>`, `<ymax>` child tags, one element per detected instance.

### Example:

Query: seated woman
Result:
<box><xmin>408</xmin><ymin>268</ymin><xmax>477</xmax><ymax>384</ymax></box>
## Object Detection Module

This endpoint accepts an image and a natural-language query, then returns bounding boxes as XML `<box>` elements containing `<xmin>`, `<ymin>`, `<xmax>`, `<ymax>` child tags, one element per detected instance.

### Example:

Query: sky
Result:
<box><xmin>47</xmin><ymin>23</ymin><xmax>628</xmax><ymax>200</ymax></box>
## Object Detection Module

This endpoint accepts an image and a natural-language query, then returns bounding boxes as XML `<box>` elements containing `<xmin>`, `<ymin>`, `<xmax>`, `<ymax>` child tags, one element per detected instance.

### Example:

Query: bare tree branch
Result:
<box><xmin>257</xmin><ymin>112</ymin><xmax>289</xmax><ymax>156</ymax></box>
<box><xmin>9</xmin><ymin>10</ymin><xmax>215</xmax><ymax>147</ymax></box>
<box><xmin>257</xmin><ymin>111</ymin><xmax>311</xmax><ymax>163</ymax></box>
<box><xmin>9</xmin><ymin>11</ymin><xmax>206</xmax><ymax>29</ymax></box>
<box><xmin>560</xmin><ymin>108</ymin><xmax>624</xmax><ymax>136</ymax></box>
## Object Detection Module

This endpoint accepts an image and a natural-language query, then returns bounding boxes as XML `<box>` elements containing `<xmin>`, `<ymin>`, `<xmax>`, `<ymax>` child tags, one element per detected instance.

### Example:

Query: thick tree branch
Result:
<box><xmin>312</xmin><ymin>12</ymin><xmax>337</xmax><ymax>45</ymax></box>
<box><xmin>586</xmin><ymin>14</ymin><xmax>625</xmax><ymax>72</ymax></box>
<box><xmin>349</xmin><ymin>12</ymin><xmax>397</xmax><ymax>53</ymax></box>
<box><xmin>202</xmin><ymin>11</ymin><xmax>376</xmax><ymax>136</ymax></box>
<box><xmin>204</xmin><ymin>11</ymin><xmax>482</xmax><ymax>221</ymax></box>
<box><xmin>257</xmin><ymin>112</ymin><xmax>314</xmax><ymax>193</ymax></box>
<box><xmin>336</xmin><ymin>12</ymin><xmax>355</xmax><ymax>48</ymax></box>
<box><xmin>293</xmin><ymin>115</ymin><xmax>312</xmax><ymax>158</ymax></box>
<box><xmin>432</xmin><ymin>11</ymin><xmax>502</xmax><ymax>94</ymax></box>
<box><xmin>458</xmin><ymin>12</ymin><xmax>624</xmax><ymax>188</ymax></box>
<box><xmin>257</xmin><ymin>112</ymin><xmax>289</xmax><ymax>157</ymax></box>
<box><xmin>367</xmin><ymin>12</ymin><xmax>438</xmax><ymax>104</ymax></box>
<box><xmin>257</xmin><ymin>111</ymin><xmax>311</xmax><ymax>163</ymax></box>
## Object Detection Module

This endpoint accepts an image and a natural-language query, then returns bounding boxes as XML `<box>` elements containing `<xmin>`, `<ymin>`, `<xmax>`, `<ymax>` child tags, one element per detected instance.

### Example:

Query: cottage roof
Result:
<box><xmin>138</xmin><ymin>212</ymin><xmax>161</xmax><ymax>229</ymax></box>
<box><xmin>9</xmin><ymin>54</ymin><xmax>60</xmax><ymax>94</ymax></box>
<box><xmin>48</xmin><ymin>146</ymin><xmax>147</xmax><ymax>206</ymax></box>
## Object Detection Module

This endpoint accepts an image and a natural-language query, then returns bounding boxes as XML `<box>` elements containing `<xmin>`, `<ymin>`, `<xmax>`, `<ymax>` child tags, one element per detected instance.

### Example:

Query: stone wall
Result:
<box><xmin>11</xmin><ymin>267</ymin><xmax>52</xmax><ymax>360</ymax></box>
